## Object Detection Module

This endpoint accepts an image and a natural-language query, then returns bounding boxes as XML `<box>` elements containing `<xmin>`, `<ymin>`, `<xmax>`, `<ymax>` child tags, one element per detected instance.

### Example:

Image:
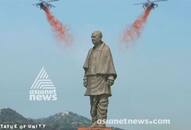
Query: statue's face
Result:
<box><xmin>91</xmin><ymin>32</ymin><xmax>102</xmax><ymax>46</ymax></box>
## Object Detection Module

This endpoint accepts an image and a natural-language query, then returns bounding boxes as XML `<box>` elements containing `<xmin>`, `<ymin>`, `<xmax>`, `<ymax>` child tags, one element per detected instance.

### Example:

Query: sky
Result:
<box><xmin>0</xmin><ymin>0</ymin><xmax>191</xmax><ymax>130</ymax></box>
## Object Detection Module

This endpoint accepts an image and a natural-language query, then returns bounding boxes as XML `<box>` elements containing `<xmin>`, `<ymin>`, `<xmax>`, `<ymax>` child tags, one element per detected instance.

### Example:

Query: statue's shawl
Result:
<box><xmin>83</xmin><ymin>43</ymin><xmax>117</xmax><ymax>79</ymax></box>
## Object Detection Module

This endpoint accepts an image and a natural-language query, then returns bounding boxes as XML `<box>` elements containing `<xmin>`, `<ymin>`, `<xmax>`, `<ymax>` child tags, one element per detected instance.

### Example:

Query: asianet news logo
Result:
<box><xmin>29</xmin><ymin>66</ymin><xmax>57</xmax><ymax>101</ymax></box>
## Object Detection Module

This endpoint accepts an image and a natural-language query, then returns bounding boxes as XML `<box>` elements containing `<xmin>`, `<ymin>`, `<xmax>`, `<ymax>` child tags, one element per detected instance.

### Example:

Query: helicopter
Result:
<box><xmin>134</xmin><ymin>0</ymin><xmax>167</xmax><ymax>9</ymax></box>
<box><xmin>33</xmin><ymin>0</ymin><xmax>59</xmax><ymax>10</ymax></box>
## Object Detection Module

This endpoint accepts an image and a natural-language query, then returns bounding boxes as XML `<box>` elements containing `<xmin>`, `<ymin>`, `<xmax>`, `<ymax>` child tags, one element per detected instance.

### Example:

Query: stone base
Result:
<box><xmin>78</xmin><ymin>128</ymin><xmax>112</xmax><ymax>130</ymax></box>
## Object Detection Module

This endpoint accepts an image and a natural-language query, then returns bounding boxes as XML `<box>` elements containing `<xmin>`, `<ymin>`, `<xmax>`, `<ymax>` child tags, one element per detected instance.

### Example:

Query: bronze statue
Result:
<box><xmin>83</xmin><ymin>31</ymin><xmax>117</xmax><ymax>128</ymax></box>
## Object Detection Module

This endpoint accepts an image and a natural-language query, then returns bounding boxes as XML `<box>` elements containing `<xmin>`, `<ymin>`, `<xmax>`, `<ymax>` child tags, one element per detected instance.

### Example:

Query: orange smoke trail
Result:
<box><xmin>122</xmin><ymin>7</ymin><xmax>152</xmax><ymax>45</ymax></box>
<box><xmin>43</xmin><ymin>8</ymin><xmax>72</xmax><ymax>45</ymax></box>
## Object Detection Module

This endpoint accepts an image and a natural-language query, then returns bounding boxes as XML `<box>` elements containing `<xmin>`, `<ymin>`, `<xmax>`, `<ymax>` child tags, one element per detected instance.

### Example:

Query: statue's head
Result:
<box><xmin>91</xmin><ymin>31</ymin><xmax>103</xmax><ymax>46</ymax></box>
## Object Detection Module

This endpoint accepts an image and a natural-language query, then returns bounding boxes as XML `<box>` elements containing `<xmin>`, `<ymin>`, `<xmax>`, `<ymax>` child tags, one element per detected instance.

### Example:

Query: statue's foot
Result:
<box><xmin>97</xmin><ymin>124</ymin><xmax>106</xmax><ymax>128</ymax></box>
<box><xmin>91</xmin><ymin>123</ymin><xmax>106</xmax><ymax>128</ymax></box>
<box><xmin>90</xmin><ymin>122</ymin><xmax>98</xmax><ymax>128</ymax></box>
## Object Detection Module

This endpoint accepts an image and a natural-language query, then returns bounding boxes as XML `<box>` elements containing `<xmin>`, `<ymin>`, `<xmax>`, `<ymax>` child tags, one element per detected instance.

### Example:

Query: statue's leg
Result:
<box><xmin>90</xmin><ymin>96</ymin><xmax>99</xmax><ymax>126</ymax></box>
<box><xmin>97</xmin><ymin>94</ymin><xmax>109</xmax><ymax>127</ymax></box>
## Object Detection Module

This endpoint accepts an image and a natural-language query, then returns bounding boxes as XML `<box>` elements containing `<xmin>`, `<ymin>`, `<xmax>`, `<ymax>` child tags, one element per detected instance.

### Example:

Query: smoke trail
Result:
<box><xmin>43</xmin><ymin>8</ymin><xmax>73</xmax><ymax>45</ymax></box>
<box><xmin>121</xmin><ymin>7</ymin><xmax>152</xmax><ymax>45</ymax></box>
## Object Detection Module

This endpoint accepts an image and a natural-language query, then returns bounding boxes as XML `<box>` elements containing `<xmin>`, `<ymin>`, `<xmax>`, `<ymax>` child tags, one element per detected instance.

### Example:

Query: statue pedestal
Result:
<box><xmin>78</xmin><ymin>128</ymin><xmax>112</xmax><ymax>130</ymax></box>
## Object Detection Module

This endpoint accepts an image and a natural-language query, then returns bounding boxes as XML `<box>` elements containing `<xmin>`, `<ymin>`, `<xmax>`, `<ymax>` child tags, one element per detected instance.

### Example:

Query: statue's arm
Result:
<box><xmin>107</xmin><ymin>75</ymin><xmax>115</xmax><ymax>87</ymax></box>
<box><xmin>83</xmin><ymin>69</ymin><xmax>88</xmax><ymax>88</ymax></box>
